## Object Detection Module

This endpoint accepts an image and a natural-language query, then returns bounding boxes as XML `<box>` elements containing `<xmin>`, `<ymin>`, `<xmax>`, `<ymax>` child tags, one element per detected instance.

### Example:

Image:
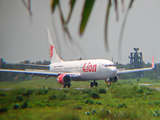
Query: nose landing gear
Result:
<box><xmin>108</xmin><ymin>81</ymin><xmax>111</xmax><ymax>86</ymax></box>
<box><xmin>90</xmin><ymin>80</ymin><xmax>98</xmax><ymax>87</ymax></box>
<box><xmin>105</xmin><ymin>79</ymin><xmax>111</xmax><ymax>86</ymax></box>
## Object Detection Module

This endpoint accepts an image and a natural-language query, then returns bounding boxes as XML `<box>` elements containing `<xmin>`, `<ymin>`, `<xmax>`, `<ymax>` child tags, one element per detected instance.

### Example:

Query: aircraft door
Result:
<box><xmin>97</xmin><ymin>62</ymin><xmax>102</xmax><ymax>75</ymax></box>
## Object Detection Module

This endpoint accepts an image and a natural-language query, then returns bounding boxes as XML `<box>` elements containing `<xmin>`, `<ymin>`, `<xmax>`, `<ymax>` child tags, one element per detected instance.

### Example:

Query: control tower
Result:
<box><xmin>128</xmin><ymin>48</ymin><xmax>143</xmax><ymax>77</ymax></box>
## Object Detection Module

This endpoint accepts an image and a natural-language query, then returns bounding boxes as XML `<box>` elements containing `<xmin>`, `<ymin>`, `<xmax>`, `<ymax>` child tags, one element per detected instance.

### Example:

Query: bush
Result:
<box><xmin>153</xmin><ymin>101</ymin><xmax>160</xmax><ymax>105</ymax></box>
<box><xmin>57</xmin><ymin>94</ymin><xmax>66</xmax><ymax>101</ymax></box>
<box><xmin>127</xmin><ymin>81</ymin><xmax>133</xmax><ymax>85</ymax></box>
<box><xmin>16</xmin><ymin>95</ymin><xmax>23</xmax><ymax>102</ymax></box>
<box><xmin>152</xmin><ymin>109</ymin><xmax>160</xmax><ymax>117</ymax></box>
<box><xmin>117</xmin><ymin>103</ymin><xmax>127</xmax><ymax>109</ymax></box>
<box><xmin>45</xmin><ymin>103</ymin><xmax>54</xmax><ymax>106</ymax></box>
<box><xmin>96</xmin><ymin>101</ymin><xmax>103</xmax><ymax>105</ymax></box>
<box><xmin>71</xmin><ymin>92</ymin><xmax>79</xmax><ymax>95</ymax></box>
<box><xmin>75</xmin><ymin>97</ymin><xmax>83</xmax><ymax>100</ymax></box>
<box><xmin>123</xmin><ymin>95</ymin><xmax>133</xmax><ymax>99</ymax></box>
<box><xmin>16</xmin><ymin>88</ymin><xmax>26</xmax><ymax>95</ymax></box>
<box><xmin>0</xmin><ymin>92</ymin><xmax>7</xmax><ymax>96</ymax></box>
<box><xmin>83</xmin><ymin>95</ymin><xmax>88</xmax><ymax>99</ymax></box>
<box><xmin>91</xmin><ymin>92</ymin><xmax>100</xmax><ymax>99</ymax></box>
<box><xmin>137</xmin><ymin>78</ymin><xmax>140</xmax><ymax>82</ymax></box>
<box><xmin>85</xmin><ymin>111</ymin><xmax>91</xmax><ymax>115</ymax></box>
<box><xmin>91</xmin><ymin>109</ymin><xmax>97</xmax><ymax>115</ymax></box>
<box><xmin>62</xmin><ymin>89</ymin><xmax>69</xmax><ymax>93</ymax></box>
<box><xmin>23</xmin><ymin>89</ymin><xmax>35</xmax><ymax>96</ymax></box>
<box><xmin>13</xmin><ymin>103</ymin><xmax>20</xmax><ymax>109</ymax></box>
<box><xmin>20</xmin><ymin>102</ymin><xmax>28</xmax><ymax>108</ymax></box>
<box><xmin>99</xmin><ymin>88</ymin><xmax>106</xmax><ymax>94</ymax></box>
<box><xmin>136</xmin><ymin>89</ymin><xmax>143</xmax><ymax>94</ymax></box>
<box><xmin>37</xmin><ymin>89</ymin><xmax>49</xmax><ymax>95</ymax></box>
<box><xmin>85</xmin><ymin>98</ymin><xmax>94</xmax><ymax>104</ymax></box>
<box><xmin>49</xmin><ymin>94</ymin><xmax>57</xmax><ymax>100</ymax></box>
<box><xmin>74</xmin><ymin>105</ymin><xmax>82</xmax><ymax>110</ymax></box>
<box><xmin>48</xmin><ymin>87</ymin><xmax>52</xmax><ymax>90</ymax></box>
<box><xmin>116</xmin><ymin>81</ymin><xmax>122</xmax><ymax>85</ymax></box>
<box><xmin>82</xmin><ymin>89</ymin><xmax>92</xmax><ymax>94</ymax></box>
<box><xmin>0</xmin><ymin>107</ymin><xmax>8</xmax><ymax>113</ymax></box>
<box><xmin>114</xmin><ymin>100</ymin><xmax>119</xmax><ymax>102</ymax></box>
<box><xmin>145</xmin><ymin>92</ymin><xmax>153</xmax><ymax>95</ymax></box>
<box><xmin>35</xmin><ymin>102</ymin><xmax>45</xmax><ymax>107</ymax></box>
<box><xmin>136</xmin><ymin>94</ymin><xmax>143</xmax><ymax>98</ymax></box>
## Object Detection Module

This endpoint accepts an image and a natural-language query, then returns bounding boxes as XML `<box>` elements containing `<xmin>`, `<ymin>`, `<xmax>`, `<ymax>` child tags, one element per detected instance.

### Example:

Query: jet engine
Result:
<box><xmin>111</xmin><ymin>75</ymin><xmax>118</xmax><ymax>82</ymax></box>
<box><xmin>57</xmin><ymin>73</ymin><xmax>71</xmax><ymax>84</ymax></box>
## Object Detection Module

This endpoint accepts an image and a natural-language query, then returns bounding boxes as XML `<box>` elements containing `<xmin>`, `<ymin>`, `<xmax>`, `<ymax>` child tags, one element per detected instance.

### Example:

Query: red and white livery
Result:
<box><xmin>0</xmin><ymin>28</ymin><xmax>155</xmax><ymax>88</ymax></box>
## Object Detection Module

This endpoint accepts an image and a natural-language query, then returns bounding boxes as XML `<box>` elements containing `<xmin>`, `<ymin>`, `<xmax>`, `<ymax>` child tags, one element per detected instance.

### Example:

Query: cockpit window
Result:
<box><xmin>108</xmin><ymin>65</ymin><xmax>116</xmax><ymax>67</ymax></box>
<box><xmin>103</xmin><ymin>64</ymin><xmax>115</xmax><ymax>67</ymax></box>
<box><xmin>104</xmin><ymin>65</ymin><xmax>108</xmax><ymax>67</ymax></box>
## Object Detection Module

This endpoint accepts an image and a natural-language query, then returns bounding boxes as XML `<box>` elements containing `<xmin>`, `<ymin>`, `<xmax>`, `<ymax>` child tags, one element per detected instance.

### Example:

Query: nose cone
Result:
<box><xmin>110</xmin><ymin>67</ymin><xmax>117</xmax><ymax>77</ymax></box>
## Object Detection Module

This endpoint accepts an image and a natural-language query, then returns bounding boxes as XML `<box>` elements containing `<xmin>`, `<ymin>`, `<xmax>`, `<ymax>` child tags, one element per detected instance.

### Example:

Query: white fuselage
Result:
<box><xmin>49</xmin><ymin>59</ymin><xmax>117</xmax><ymax>81</ymax></box>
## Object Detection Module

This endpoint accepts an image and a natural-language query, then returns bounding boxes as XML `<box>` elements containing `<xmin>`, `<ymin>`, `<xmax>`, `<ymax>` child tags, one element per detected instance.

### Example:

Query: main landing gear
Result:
<box><xmin>90</xmin><ymin>80</ymin><xmax>98</xmax><ymax>87</ymax></box>
<box><xmin>63</xmin><ymin>83</ymin><xmax>71</xmax><ymax>88</ymax></box>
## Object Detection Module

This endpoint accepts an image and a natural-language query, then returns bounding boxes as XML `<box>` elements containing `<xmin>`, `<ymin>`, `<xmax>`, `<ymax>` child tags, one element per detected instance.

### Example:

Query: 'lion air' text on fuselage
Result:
<box><xmin>82</xmin><ymin>62</ymin><xmax>97</xmax><ymax>72</ymax></box>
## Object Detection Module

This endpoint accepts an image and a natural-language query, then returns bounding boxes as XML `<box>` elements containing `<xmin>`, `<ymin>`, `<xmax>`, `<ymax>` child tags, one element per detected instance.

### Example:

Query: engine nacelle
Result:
<box><xmin>57</xmin><ymin>74</ymin><xmax>71</xmax><ymax>84</ymax></box>
<box><xmin>111</xmin><ymin>75</ymin><xmax>118</xmax><ymax>82</ymax></box>
<box><xmin>105</xmin><ymin>75</ymin><xmax>118</xmax><ymax>83</ymax></box>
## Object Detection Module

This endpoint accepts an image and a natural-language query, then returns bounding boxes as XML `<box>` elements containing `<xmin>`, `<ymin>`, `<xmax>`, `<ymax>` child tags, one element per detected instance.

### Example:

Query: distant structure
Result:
<box><xmin>128</xmin><ymin>48</ymin><xmax>143</xmax><ymax>77</ymax></box>
<box><xmin>77</xmin><ymin>57</ymin><xmax>82</xmax><ymax>60</ymax></box>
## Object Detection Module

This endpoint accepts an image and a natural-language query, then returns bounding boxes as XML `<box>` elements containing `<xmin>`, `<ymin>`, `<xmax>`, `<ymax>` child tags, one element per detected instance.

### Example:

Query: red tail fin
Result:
<box><xmin>151</xmin><ymin>56</ymin><xmax>155</xmax><ymax>68</ymax></box>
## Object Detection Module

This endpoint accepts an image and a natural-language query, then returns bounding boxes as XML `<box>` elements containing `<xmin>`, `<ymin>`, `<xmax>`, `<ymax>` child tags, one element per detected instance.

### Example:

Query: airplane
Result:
<box><xmin>0</xmin><ymin>28</ymin><xmax>155</xmax><ymax>88</ymax></box>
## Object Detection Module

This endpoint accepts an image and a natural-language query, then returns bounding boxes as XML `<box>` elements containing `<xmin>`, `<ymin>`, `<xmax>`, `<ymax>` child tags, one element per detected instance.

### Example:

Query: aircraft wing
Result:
<box><xmin>15</xmin><ymin>63</ymin><xmax>50</xmax><ymax>68</ymax></box>
<box><xmin>0</xmin><ymin>69</ymin><xmax>58</xmax><ymax>76</ymax></box>
<box><xmin>0</xmin><ymin>69</ymin><xmax>81</xmax><ymax>78</ymax></box>
<box><xmin>117</xmin><ymin>66</ymin><xmax>155</xmax><ymax>75</ymax></box>
<box><xmin>117</xmin><ymin>56</ymin><xmax>155</xmax><ymax>75</ymax></box>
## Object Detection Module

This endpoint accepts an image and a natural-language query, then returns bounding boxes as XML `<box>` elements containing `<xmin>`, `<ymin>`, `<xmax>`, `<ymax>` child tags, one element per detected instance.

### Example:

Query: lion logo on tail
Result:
<box><xmin>49</xmin><ymin>44</ymin><xmax>54</xmax><ymax>60</ymax></box>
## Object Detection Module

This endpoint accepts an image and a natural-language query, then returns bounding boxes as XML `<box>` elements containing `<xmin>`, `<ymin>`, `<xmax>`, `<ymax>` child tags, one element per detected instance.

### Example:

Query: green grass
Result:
<box><xmin>1</xmin><ymin>77</ymin><xmax>160</xmax><ymax>89</ymax></box>
<box><xmin>1</xmin><ymin>77</ymin><xmax>160</xmax><ymax>119</ymax></box>
<box><xmin>1</xmin><ymin>82</ymin><xmax>160</xmax><ymax>119</ymax></box>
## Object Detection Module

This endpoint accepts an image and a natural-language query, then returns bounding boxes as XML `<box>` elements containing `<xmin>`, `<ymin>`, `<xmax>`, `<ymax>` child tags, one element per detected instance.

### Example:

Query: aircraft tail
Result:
<box><xmin>151</xmin><ymin>55</ymin><xmax>155</xmax><ymax>68</ymax></box>
<box><xmin>46</xmin><ymin>28</ymin><xmax>64</xmax><ymax>63</ymax></box>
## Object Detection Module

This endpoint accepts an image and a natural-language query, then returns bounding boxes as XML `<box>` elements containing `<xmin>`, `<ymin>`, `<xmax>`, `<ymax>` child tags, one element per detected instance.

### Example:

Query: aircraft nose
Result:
<box><xmin>110</xmin><ymin>67</ymin><xmax>117</xmax><ymax>76</ymax></box>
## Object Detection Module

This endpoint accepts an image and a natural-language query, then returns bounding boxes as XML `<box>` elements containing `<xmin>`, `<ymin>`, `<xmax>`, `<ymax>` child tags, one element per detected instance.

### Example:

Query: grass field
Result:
<box><xmin>1</xmin><ymin>77</ymin><xmax>160</xmax><ymax>120</ymax></box>
<box><xmin>0</xmin><ymin>77</ymin><xmax>160</xmax><ymax>89</ymax></box>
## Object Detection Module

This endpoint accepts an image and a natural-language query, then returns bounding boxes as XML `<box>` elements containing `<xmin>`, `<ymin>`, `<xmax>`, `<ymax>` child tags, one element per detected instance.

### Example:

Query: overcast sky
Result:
<box><xmin>0</xmin><ymin>0</ymin><xmax>160</xmax><ymax>64</ymax></box>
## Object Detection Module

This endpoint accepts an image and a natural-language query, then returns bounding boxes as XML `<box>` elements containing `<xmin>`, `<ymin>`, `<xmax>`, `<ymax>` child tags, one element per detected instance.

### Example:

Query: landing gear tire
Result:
<box><xmin>67</xmin><ymin>83</ymin><xmax>71</xmax><ymax>88</ymax></box>
<box><xmin>63</xmin><ymin>84</ymin><xmax>66</xmax><ymax>88</ymax></box>
<box><xmin>90</xmin><ymin>82</ymin><xmax>94</xmax><ymax>87</ymax></box>
<box><xmin>63</xmin><ymin>83</ymin><xmax>71</xmax><ymax>88</ymax></box>
<box><xmin>95</xmin><ymin>82</ymin><xmax>98</xmax><ymax>87</ymax></box>
<box><xmin>90</xmin><ymin>81</ymin><xmax>98</xmax><ymax>87</ymax></box>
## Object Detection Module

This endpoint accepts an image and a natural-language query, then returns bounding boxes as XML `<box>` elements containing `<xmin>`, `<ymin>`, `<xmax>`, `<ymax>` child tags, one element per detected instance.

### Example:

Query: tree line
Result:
<box><xmin>0</xmin><ymin>58</ymin><xmax>50</xmax><ymax>81</ymax></box>
<box><xmin>0</xmin><ymin>58</ymin><xmax>160</xmax><ymax>82</ymax></box>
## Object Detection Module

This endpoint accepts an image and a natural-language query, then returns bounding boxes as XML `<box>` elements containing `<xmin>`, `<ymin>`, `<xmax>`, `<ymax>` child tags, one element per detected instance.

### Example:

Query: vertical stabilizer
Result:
<box><xmin>46</xmin><ymin>28</ymin><xmax>63</xmax><ymax>63</ymax></box>
<box><xmin>151</xmin><ymin>55</ymin><xmax>155</xmax><ymax>68</ymax></box>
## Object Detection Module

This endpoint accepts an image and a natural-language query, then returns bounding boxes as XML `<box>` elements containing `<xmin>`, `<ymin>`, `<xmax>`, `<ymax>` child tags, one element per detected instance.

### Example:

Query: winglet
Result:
<box><xmin>151</xmin><ymin>56</ymin><xmax>155</xmax><ymax>68</ymax></box>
